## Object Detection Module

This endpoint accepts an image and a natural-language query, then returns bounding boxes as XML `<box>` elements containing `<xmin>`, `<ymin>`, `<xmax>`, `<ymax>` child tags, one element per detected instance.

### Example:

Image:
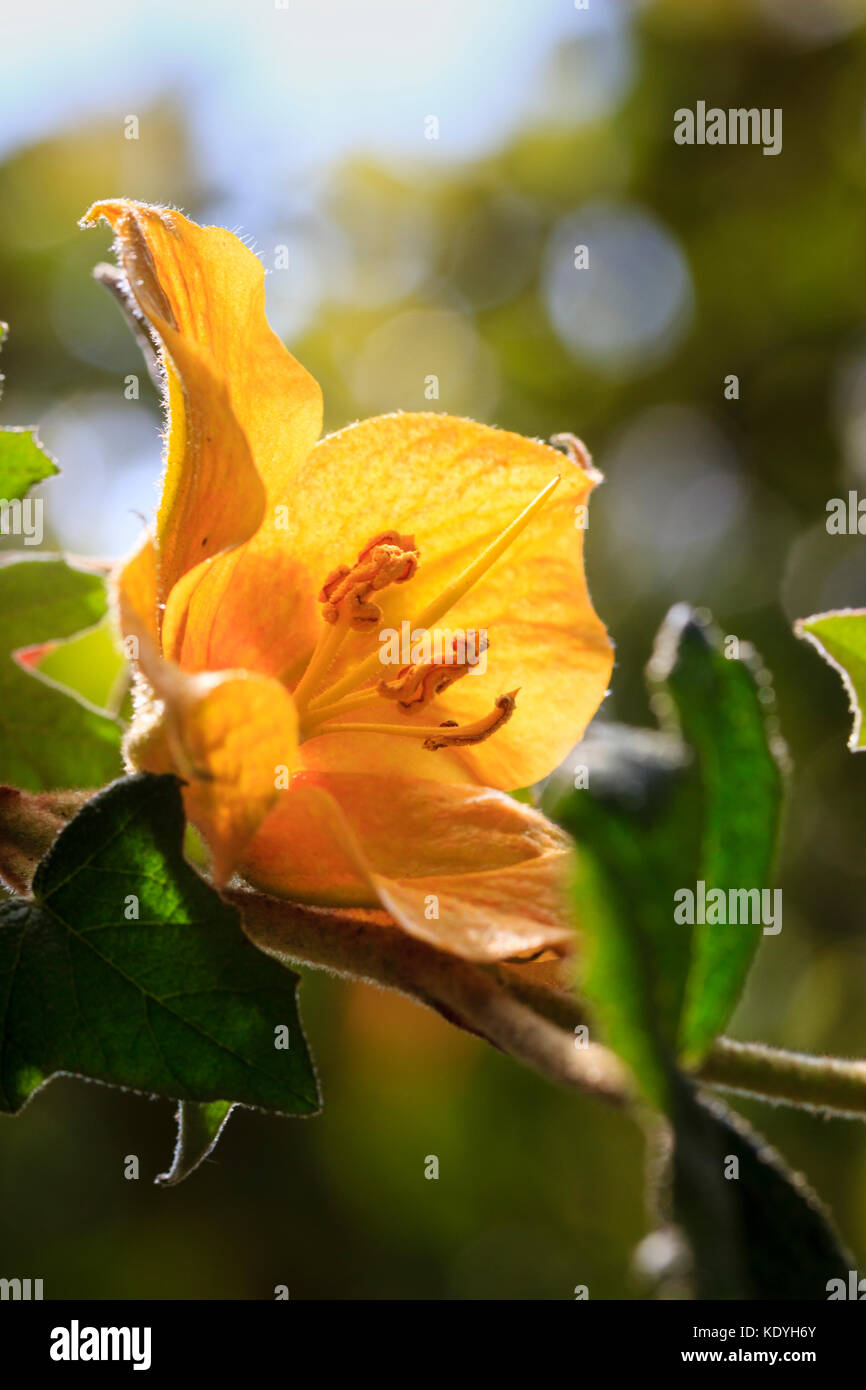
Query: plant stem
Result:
<box><xmin>699</xmin><ymin>1038</ymin><xmax>866</xmax><ymax>1119</ymax></box>
<box><xmin>229</xmin><ymin>889</ymin><xmax>629</xmax><ymax>1107</ymax></box>
<box><xmin>489</xmin><ymin>962</ymin><xmax>866</xmax><ymax>1120</ymax></box>
<box><xmin>229</xmin><ymin>888</ymin><xmax>866</xmax><ymax>1121</ymax></box>
<box><xmin>229</xmin><ymin>895</ymin><xmax>866</xmax><ymax>1123</ymax></box>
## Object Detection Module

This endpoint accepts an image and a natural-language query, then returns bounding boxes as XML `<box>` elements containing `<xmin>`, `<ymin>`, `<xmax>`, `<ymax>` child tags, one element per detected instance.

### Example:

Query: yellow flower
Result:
<box><xmin>82</xmin><ymin>199</ymin><xmax>613</xmax><ymax>961</ymax></box>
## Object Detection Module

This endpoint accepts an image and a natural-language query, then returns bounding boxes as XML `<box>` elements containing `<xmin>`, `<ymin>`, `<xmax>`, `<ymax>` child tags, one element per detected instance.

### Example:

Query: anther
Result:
<box><xmin>377</xmin><ymin>634</ymin><xmax>488</xmax><ymax>712</ymax></box>
<box><xmin>422</xmin><ymin>692</ymin><xmax>517</xmax><ymax>750</ymax></box>
<box><xmin>318</xmin><ymin>532</ymin><xmax>419</xmax><ymax>630</ymax></box>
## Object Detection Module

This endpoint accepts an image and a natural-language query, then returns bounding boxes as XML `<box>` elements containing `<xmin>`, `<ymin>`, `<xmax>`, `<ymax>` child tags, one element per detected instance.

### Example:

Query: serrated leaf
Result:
<box><xmin>796</xmin><ymin>608</ymin><xmax>866</xmax><ymax>751</ymax></box>
<box><xmin>0</xmin><ymin>773</ymin><xmax>319</xmax><ymax>1119</ymax></box>
<box><xmin>0</xmin><ymin>324</ymin><xmax>59</xmax><ymax>502</ymax></box>
<box><xmin>0</xmin><ymin>558</ymin><xmax>122</xmax><ymax>789</ymax></box>
<box><xmin>547</xmin><ymin>724</ymin><xmax>698</xmax><ymax>1111</ymax></box>
<box><xmin>542</xmin><ymin>605</ymin><xmax>784</xmax><ymax>1100</ymax></box>
<box><xmin>653</xmin><ymin>606</ymin><xmax>785</xmax><ymax>1062</ymax></box>
<box><xmin>0</xmin><ymin>428</ymin><xmax>58</xmax><ymax>502</ymax></box>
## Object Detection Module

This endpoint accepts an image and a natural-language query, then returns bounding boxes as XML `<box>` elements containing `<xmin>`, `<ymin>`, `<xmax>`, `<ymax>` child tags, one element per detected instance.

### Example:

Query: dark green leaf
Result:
<box><xmin>546</xmin><ymin>609</ymin><xmax>840</xmax><ymax>1299</ymax></box>
<box><xmin>0</xmin><ymin>558</ymin><xmax>122</xmax><ymax>789</ymax></box>
<box><xmin>665</xmin><ymin>1080</ymin><xmax>851</xmax><ymax>1300</ymax></box>
<box><xmin>549</xmin><ymin>725</ymin><xmax>697</xmax><ymax>1111</ymax></box>
<box><xmin>542</xmin><ymin>605</ymin><xmax>784</xmax><ymax>1097</ymax></box>
<box><xmin>0</xmin><ymin>773</ymin><xmax>319</xmax><ymax>1120</ymax></box>
<box><xmin>651</xmin><ymin>606</ymin><xmax>785</xmax><ymax>1062</ymax></box>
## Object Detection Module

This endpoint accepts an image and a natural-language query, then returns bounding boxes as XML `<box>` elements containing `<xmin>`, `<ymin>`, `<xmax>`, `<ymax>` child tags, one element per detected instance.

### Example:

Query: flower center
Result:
<box><xmin>292</xmin><ymin>474</ymin><xmax>561</xmax><ymax>751</ymax></box>
<box><xmin>318</xmin><ymin>531</ymin><xmax>419</xmax><ymax>629</ymax></box>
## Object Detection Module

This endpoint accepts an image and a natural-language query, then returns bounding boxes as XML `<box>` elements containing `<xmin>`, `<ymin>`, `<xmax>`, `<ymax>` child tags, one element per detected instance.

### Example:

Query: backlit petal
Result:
<box><xmin>240</xmin><ymin>771</ymin><xmax>574</xmax><ymax>960</ymax></box>
<box><xmin>126</xmin><ymin>638</ymin><xmax>300</xmax><ymax>884</ymax></box>
<box><xmin>114</xmin><ymin>528</ymin><xmax>159</xmax><ymax>646</ymax></box>
<box><xmin>269</xmin><ymin>414</ymin><xmax>612</xmax><ymax>788</ymax></box>
<box><xmin>82</xmin><ymin>199</ymin><xmax>322</xmax><ymax>613</ymax></box>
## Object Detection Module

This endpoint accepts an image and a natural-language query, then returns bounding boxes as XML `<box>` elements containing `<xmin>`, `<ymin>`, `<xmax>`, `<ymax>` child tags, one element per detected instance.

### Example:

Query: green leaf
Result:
<box><xmin>0</xmin><ymin>558</ymin><xmax>122</xmax><ymax>789</ymax></box>
<box><xmin>664</xmin><ymin>1080</ymin><xmax>851</xmax><ymax>1300</ymax></box>
<box><xmin>0</xmin><ymin>324</ymin><xmax>59</xmax><ymax>503</ymax></box>
<box><xmin>35</xmin><ymin>619</ymin><xmax>126</xmax><ymax>711</ymax></box>
<box><xmin>549</xmin><ymin>725</ymin><xmax>698</xmax><ymax>1111</ymax></box>
<box><xmin>652</xmin><ymin>605</ymin><xmax>785</xmax><ymax>1062</ymax></box>
<box><xmin>0</xmin><ymin>428</ymin><xmax>58</xmax><ymax>502</ymax></box>
<box><xmin>156</xmin><ymin>1100</ymin><xmax>235</xmax><ymax>1187</ymax></box>
<box><xmin>0</xmin><ymin>773</ymin><xmax>320</xmax><ymax>1121</ymax></box>
<box><xmin>544</xmin><ymin>609</ymin><xmax>837</xmax><ymax>1297</ymax></box>
<box><xmin>541</xmin><ymin>605</ymin><xmax>784</xmax><ymax>1098</ymax></box>
<box><xmin>796</xmin><ymin>608</ymin><xmax>866</xmax><ymax>751</ymax></box>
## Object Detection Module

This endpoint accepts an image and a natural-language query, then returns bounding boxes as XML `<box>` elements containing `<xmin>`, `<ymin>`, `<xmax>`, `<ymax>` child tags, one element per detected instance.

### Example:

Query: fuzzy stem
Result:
<box><xmin>228</xmin><ymin>889</ymin><xmax>629</xmax><ymax>1107</ymax></box>
<box><xmin>698</xmin><ymin>1037</ymin><xmax>866</xmax><ymax>1120</ymax></box>
<box><xmin>228</xmin><ymin>888</ymin><xmax>866</xmax><ymax>1123</ymax></box>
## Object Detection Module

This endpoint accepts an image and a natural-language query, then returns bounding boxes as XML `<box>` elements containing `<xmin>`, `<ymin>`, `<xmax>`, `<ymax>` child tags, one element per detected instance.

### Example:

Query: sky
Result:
<box><xmin>0</xmin><ymin>0</ymin><xmax>630</xmax><ymax>204</ymax></box>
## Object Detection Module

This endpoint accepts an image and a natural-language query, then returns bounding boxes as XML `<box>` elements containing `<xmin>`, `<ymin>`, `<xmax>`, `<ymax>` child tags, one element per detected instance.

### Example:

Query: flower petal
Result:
<box><xmin>126</xmin><ymin>637</ymin><xmax>300</xmax><ymax>884</ymax></box>
<box><xmin>372</xmin><ymin>857</ymin><xmax>572</xmax><ymax>962</ymax></box>
<box><xmin>82</xmin><ymin>199</ymin><xmax>322</xmax><ymax>611</ymax></box>
<box><xmin>162</xmin><ymin>543</ymin><xmax>318</xmax><ymax>684</ymax></box>
<box><xmin>199</xmin><ymin>413</ymin><xmax>611</xmax><ymax>788</ymax></box>
<box><xmin>240</xmin><ymin>771</ymin><xmax>575</xmax><ymax>960</ymax></box>
<box><xmin>299</xmin><ymin>725</ymin><xmax>477</xmax><ymax>784</ymax></box>
<box><xmin>114</xmin><ymin>528</ymin><xmax>159</xmax><ymax>645</ymax></box>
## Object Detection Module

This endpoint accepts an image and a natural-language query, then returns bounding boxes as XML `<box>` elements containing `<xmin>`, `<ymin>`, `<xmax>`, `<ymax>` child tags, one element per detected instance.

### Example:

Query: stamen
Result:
<box><xmin>308</xmin><ymin>691</ymin><xmax>518</xmax><ymax>752</ymax></box>
<box><xmin>377</xmin><ymin>634</ymin><xmax>488</xmax><ymax>712</ymax></box>
<box><xmin>319</xmin><ymin>531</ymin><xmax>418</xmax><ymax>630</ymax></box>
<box><xmin>290</xmin><ymin>617</ymin><xmax>349</xmax><ymax>712</ymax></box>
<box><xmin>306</xmin><ymin>475</ymin><xmax>560</xmax><ymax>713</ymax></box>
<box><xmin>292</xmin><ymin>530</ymin><xmax>418</xmax><ymax>711</ymax></box>
<box><xmin>422</xmin><ymin>692</ymin><xmax>516</xmax><ymax>749</ymax></box>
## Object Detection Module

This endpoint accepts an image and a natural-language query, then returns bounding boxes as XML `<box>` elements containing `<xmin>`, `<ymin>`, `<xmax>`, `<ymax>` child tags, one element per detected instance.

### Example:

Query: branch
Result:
<box><xmin>228</xmin><ymin>889</ymin><xmax>630</xmax><ymax>1108</ymax></box>
<box><xmin>699</xmin><ymin>1037</ymin><xmax>866</xmax><ymax>1120</ymax></box>
<box><xmin>228</xmin><ymin>887</ymin><xmax>866</xmax><ymax>1123</ymax></box>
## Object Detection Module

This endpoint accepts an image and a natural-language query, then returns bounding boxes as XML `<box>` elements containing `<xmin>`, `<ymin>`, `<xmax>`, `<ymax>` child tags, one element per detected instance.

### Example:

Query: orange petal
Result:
<box><xmin>372</xmin><ymin>857</ymin><xmax>572</xmax><ymax>961</ymax></box>
<box><xmin>162</xmin><ymin>541</ymin><xmax>318</xmax><ymax>684</ymax></box>
<box><xmin>203</xmin><ymin>413</ymin><xmax>611</xmax><ymax>787</ymax></box>
<box><xmin>82</xmin><ymin>199</ymin><xmax>322</xmax><ymax>613</ymax></box>
<box><xmin>113</xmin><ymin>527</ymin><xmax>159</xmax><ymax>646</ymax></box>
<box><xmin>126</xmin><ymin>638</ymin><xmax>299</xmax><ymax>884</ymax></box>
<box><xmin>240</xmin><ymin>771</ymin><xmax>574</xmax><ymax>961</ymax></box>
<box><xmin>298</xmin><ymin>724</ymin><xmax>477</xmax><ymax>785</ymax></box>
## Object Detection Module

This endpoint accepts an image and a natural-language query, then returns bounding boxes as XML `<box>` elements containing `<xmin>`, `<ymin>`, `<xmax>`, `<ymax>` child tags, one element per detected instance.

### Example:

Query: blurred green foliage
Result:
<box><xmin>2</xmin><ymin>0</ymin><xmax>866</xmax><ymax>1298</ymax></box>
